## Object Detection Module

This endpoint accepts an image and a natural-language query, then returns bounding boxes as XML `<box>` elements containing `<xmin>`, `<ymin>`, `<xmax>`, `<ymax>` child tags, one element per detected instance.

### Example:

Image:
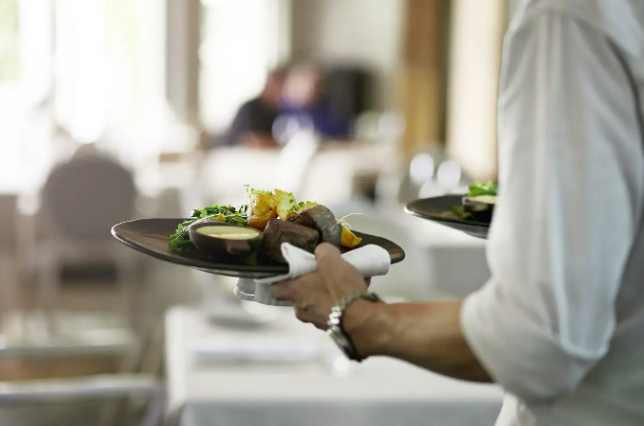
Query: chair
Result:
<box><xmin>0</xmin><ymin>308</ymin><xmax>167</xmax><ymax>426</ymax></box>
<box><xmin>0</xmin><ymin>194</ymin><xmax>20</xmax><ymax>329</ymax></box>
<box><xmin>41</xmin><ymin>154</ymin><xmax>136</xmax><ymax>240</ymax></box>
<box><xmin>0</xmin><ymin>374</ymin><xmax>163</xmax><ymax>426</ymax></box>
<box><xmin>37</xmin><ymin>154</ymin><xmax>139</xmax><ymax>330</ymax></box>
<box><xmin>0</xmin><ymin>157</ymin><xmax>163</xmax><ymax>424</ymax></box>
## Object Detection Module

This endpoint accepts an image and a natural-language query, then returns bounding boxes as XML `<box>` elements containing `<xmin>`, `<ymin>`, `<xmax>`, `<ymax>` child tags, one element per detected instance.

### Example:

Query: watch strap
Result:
<box><xmin>327</xmin><ymin>291</ymin><xmax>382</xmax><ymax>361</ymax></box>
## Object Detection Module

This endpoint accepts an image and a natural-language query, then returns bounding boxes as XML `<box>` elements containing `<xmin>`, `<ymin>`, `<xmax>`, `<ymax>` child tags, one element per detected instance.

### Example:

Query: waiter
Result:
<box><xmin>272</xmin><ymin>1</ymin><xmax>644</xmax><ymax>425</ymax></box>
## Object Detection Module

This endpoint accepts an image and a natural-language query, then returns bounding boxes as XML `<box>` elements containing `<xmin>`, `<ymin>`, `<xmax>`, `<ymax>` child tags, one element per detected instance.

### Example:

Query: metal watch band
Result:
<box><xmin>327</xmin><ymin>291</ymin><xmax>382</xmax><ymax>362</ymax></box>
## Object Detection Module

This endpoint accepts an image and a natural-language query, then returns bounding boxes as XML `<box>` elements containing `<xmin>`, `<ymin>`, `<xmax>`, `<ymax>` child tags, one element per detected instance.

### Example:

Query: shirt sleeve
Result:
<box><xmin>461</xmin><ymin>12</ymin><xmax>644</xmax><ymax>403</ymax></box>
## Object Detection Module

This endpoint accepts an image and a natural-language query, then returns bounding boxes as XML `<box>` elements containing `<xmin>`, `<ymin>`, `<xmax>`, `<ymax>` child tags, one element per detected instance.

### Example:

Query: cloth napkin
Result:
<box><xmin>236</xmin><ymin>242</ymin><xmax>391</xmax><ymax>306</ymax></box>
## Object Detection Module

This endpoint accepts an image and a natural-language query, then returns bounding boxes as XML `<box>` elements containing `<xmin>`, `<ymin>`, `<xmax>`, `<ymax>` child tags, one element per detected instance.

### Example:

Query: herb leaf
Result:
<box><xmin>468</xmin><ymin>181</ymin><xmax>498</xmax><ymax>197</ymax></box>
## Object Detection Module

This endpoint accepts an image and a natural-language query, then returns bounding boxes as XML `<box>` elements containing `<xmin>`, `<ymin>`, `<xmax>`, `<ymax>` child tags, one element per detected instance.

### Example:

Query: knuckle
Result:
<box><xmin>294</xmin><ymin>309</ymin><xmax>308</xmax><ymax>322</ymax></box>
<box><xmin>314</xmin><ymin>322</ymin><xmax>327</xmax><ymax>331</ymax></box>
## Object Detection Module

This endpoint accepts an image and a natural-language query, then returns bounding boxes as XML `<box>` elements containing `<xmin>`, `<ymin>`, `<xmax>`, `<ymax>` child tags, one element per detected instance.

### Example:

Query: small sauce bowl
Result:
<box><xmin>189</xmin><ymin>221</ymin><xmax>262</xmax><ymax>259</ymax></box>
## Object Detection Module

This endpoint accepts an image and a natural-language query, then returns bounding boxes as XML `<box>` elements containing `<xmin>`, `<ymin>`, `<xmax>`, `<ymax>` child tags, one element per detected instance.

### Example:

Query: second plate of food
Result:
<box><xmin>405</xmin><ymin>195</ymin><xmax>491</xmax><ymax>239</ymax></box>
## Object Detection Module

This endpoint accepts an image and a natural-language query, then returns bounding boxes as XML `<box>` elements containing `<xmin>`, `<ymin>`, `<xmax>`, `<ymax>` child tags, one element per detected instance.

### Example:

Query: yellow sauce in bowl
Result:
<box><xmin>196</xmin><ymin>226</ymin><xmax>260</xmax><ymax>240</ymax></box>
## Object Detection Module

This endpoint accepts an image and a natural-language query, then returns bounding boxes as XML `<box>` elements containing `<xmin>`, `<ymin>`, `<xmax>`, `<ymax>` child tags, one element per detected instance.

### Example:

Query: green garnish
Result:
<box><xmin>450</xmin><ymin>205</ymin><xmax>472</xmax><ymax>220</ymax></box>
<box><xmin>468</xmin><ymin>181</ymin><xmax>497</xmax><ymax>197</ymax></box>
<box><xmin>288</xmin><ymin>200</ymin><xmax>317</xmax><ymax>216</ymax></box>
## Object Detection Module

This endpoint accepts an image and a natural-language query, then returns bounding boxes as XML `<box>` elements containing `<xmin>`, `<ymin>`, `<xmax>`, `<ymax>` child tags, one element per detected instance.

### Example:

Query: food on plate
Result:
<box><xmin>168</xmin><ymin>186</ymin><xmax>363</xmax><ymax>262</ymax></box>
<box><xmin>466</xmin><ymin>181</ymin><xmax>497</xmax><ymax>198</ymax></box>
<box><xmin>168</xmin><ymin>205</ymin><xmax>248</xmax><ymax>252</ymax></box>
<box><xmin>195</xmin><ymin>225</ymin><xmax>261</xmax><ymax>240</ymax></box>
<box><xmin>261</xmin><ymin>219</ymin><xmax>320</xmax><ymax>263</ymax></box>
<box><xmin>189</xmin><ymin>222</ymin><xmax>261</xmax><ymax>258</ymax></box>
<box><xmin>289</xmin><ymin>204</ymin><xmax>341</xmax><ymax>246</ymax></box>
<box><xmin>463</xmin><ymin>194</ymin><xmax>496</xmax><ymax>206</ymax></box>
<box><xmin>450</xmin><ymin>181</ymin><xmax>498</xmax><ymax>222</ymax></box>
<box><xmin>247</xmin><ymin>188</ymin><xmax>278</xmax><ymax>229</ymax></box>
<box><xmin>340</xmin><ymin>224</ymin><xmax>363</xmax><ymax>248</ymax></box>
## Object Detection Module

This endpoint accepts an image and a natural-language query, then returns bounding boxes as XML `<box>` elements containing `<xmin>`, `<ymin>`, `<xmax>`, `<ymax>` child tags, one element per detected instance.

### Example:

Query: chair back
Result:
<box><xmin>42</xmin><ymin>156</ymin><xmax>136</xmax><ymax>241</ymax></box>
<box><xmin>0</xmin><ymin>194</ymin><xmax>18</xmax><ymax>252</ymax></box>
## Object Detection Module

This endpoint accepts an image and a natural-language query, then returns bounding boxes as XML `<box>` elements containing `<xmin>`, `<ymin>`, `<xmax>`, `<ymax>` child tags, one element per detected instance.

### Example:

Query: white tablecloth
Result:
<box><xmin>199</xmin><ymin>143</ymin><xmax>397</xmax><ymax>207</ymax></box>
<box><xmin>165</xmin><ymin>307</ymin><xmax>503</xmax><ymax>426</ymax></box>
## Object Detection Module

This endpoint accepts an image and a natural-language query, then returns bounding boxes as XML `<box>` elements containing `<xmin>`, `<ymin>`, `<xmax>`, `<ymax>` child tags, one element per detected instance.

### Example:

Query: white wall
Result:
<box><xmin>291</xmin><ymin>0</ymin><xmax>404</xmax><ymax>110</ymax></box>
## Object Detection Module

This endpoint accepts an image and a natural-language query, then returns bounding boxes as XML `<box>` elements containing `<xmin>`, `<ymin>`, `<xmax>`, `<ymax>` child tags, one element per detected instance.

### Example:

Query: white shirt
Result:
<box><xmin>461</xmin><ymin>1</ymin><xmax>644</xmax><ymax>425</ymax></box>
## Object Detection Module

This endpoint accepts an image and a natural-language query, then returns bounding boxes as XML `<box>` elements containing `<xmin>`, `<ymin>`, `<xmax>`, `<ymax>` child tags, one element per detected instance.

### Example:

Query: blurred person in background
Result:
<box><xmin>223</xmin><ymin>65</ymin><xmax>288</xmax><ymax>148</ymax></box>
<box><xmin>273</xmin><ymin>1</ymin><xmax>644</xmax><ymax>425</ymax></box>
<box><xmin>279</xmin><ymin>63</ymin><xmax>352</xmax><ymax>141</ymax></box>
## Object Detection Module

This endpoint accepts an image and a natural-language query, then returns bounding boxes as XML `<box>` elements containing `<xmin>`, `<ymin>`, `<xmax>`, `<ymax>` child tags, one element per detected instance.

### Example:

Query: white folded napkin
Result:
<box><xmin>236</xmin><ymin>242</ymin><xmax>391</xmax><ymax>306</ymax></box>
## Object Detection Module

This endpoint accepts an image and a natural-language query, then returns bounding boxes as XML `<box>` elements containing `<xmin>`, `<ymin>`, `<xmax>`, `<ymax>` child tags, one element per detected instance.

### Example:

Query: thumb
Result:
<box><xmin>315</xmin><ymin>242</ymin><xmax>342</xmax><ymax>271</ymax></box>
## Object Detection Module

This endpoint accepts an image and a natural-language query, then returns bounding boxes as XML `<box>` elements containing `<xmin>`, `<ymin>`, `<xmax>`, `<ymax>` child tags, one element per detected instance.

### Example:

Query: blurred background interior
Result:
<box><xmin>0</xmin><ymin>1</ymin><xmax>508</xmax><ymax>425</ymax></box>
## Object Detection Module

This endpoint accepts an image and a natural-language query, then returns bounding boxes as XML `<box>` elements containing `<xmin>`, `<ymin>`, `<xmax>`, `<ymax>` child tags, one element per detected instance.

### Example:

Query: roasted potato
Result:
<box><xmin>248</xmin><ymin>191</ymin><xmax>277</xmax><ymax>230</ymax></box>
<box><xmin>340</xmin><ymin>223</ymin><xmax>362</xmax><ymax>248</ymax></box>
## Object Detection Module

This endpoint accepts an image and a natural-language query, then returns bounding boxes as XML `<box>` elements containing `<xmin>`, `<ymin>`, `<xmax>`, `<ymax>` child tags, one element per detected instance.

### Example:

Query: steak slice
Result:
<box><xmin>291</xmin><ymin>205</ymin><xmax>341</xmax><ymax>247</ymax></box>
<box><xmin>261</xmin><ymin>219</ymin><xmax>320</xmax><ymax>263</ymax></box>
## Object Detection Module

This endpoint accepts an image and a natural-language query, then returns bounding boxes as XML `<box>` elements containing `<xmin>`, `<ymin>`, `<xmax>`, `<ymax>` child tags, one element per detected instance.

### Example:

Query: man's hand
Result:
<box><xmin>272</xmin><ymin>243</ymin><xmax>491</xmax><ymax>383</ymax></box>
<box><xmin>271</xmin><ymin>243</ymin><xmax>368</xmax><ymax>329</ymax></box>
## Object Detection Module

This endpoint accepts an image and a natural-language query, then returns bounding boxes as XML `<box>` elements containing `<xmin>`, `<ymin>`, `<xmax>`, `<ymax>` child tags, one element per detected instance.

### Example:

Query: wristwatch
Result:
<box><xmin>327</xmin><ymin>291</ymin><xmax>382</xmax><ymax>361</ymax></box>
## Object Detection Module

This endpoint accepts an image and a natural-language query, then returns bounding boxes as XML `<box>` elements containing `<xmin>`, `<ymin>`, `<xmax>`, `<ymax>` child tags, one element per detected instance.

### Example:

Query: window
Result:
<box><xmin>54</xmin><ymin>0</ymin><xmax>166</xmax><ymax>161</ymax></box>
<box><xmin>0</xmin><ymin>0</ymin><xmax>166</xmax><ymax>193</ymax></box>
<box><xmin>0</xmin><ymin>0</ymin><xmax>53</xmax><ymax>192</ymax></box>
<box><xmin>0</xmin><ymin>0</ymin><xmax>19</xmax><ymax>84</ymax></box>
<box><xmin>199</xmin><ymin>0</ymin><xmax>290</xmax><ymax>133</ymax></box>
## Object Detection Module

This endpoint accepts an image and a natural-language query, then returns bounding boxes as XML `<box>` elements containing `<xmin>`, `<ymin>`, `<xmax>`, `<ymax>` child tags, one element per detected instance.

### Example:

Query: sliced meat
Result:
<box><xmin>291</xmin><ymin>205</ymin><xmax>341</xmax><ymax>247</ymax></box>
<box><xmin>261</xmin><ymin>219</ymin><xmax>320</xmax><ymax>263</ymax></box>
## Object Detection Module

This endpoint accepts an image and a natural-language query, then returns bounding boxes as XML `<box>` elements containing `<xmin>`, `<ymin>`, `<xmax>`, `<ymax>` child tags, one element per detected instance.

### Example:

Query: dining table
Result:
<box><xmin>165</xmin><ymin>305</ymin><xmax>504</xmax><ymax>426</ymax></box>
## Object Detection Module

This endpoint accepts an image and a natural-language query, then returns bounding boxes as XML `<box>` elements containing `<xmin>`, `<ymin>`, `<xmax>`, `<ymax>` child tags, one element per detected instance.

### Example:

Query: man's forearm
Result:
<box><xmin>344</xmin><ymin>299</ymin><xmax>492</xmax><ymax>382</ymax></box>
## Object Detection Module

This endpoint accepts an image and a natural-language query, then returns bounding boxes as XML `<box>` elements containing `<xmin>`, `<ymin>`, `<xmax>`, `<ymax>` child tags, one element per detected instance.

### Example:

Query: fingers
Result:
<box><xmin>272</xmin><ymin>244</ymin><xmax>342</xmax><ymax>302</ymax></box>
<box><xmin>271</xmin><ymin>273</ymin><xmax>331</xmax><ymax>329</ymax></box>
<box><xmin>271</xmin><ymin>281</ymin><xmax>296</xmax><ymax>301</ymax></box>
<box><xmin>315</xmin><ymin>243</ymin><xmax>367</xmax><ymax>300</ymax></box>
<box><xmin>271</xmin><ymin>280</ymin><xmax>311</xmax><ymax>322</ymax></box>
<box><xmin>270</xmin><ymin>273</ymin><xmax>317</xmax><ymax>301</ymax></box>
<box><xmin>293</xmin><ymin>299</ymin><xmax>329</xmax><ymax>330</ymax></box>
<box><xmin>315</xmin><ymin>243</ymin><xmax>342</xmax><ymax>266</ymax></box>
<box><xmin>294</xmin><ymin>305</ymin><xmax>312</xmax><ymax>322</ymax></box>
<box><xmin>315</xmin><ymin>242</ymin><xmax>351</xmax><ymax>278</ymax></box>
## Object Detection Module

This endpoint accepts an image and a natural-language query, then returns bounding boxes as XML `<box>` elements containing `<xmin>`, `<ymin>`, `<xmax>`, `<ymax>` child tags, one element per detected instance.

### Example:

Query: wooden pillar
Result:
<box><xmin>400</xmin><ymin>0</ymin><xmax>446</xmax><ymax>160</ymax></box>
